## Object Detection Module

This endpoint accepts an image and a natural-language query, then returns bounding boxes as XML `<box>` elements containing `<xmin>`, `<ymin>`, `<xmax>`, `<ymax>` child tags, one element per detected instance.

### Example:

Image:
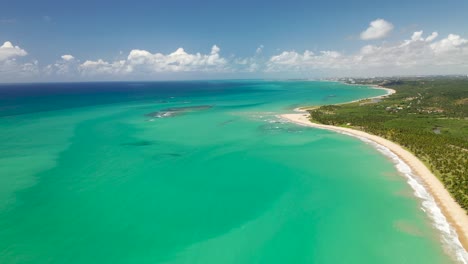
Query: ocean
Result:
<box><xmin>0</xmin><ymin>81</ymin><xmax>458</xmax><ymax>263</ymax></box>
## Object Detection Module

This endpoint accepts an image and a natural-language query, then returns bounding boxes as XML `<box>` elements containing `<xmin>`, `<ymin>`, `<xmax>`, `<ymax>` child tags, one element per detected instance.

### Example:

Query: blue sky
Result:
<box><xmin>1</xmin><ymin>0</ymin><xmax>468</xmax><ymax>81</ymax></box>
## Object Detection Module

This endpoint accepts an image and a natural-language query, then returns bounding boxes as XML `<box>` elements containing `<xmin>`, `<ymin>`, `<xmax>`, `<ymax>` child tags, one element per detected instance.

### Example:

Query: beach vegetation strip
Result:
<box><xmin>308</xmin><ymin>77</ymin><xmax>467</xmax><ymax>210</ymax></box>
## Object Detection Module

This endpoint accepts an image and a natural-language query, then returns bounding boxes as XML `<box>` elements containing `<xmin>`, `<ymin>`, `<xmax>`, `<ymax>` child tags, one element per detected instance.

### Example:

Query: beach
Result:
<box><xmin>280</xmin><ymin>87</ymin><xmax>468</xmax><ymax>262</ymax></box>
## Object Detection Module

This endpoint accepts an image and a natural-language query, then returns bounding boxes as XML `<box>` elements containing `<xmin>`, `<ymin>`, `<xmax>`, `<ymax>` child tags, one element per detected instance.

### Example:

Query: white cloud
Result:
<box><xmin>210</xmin><ymin>45</ymin><xmax>220</xmax><ymax>55</ymax></box>
<box><xmin>0</xmin><ymin>41</ymin><xmax>27</xmax><ymax>61</ymax></box>
<box><xmin>430</xmin><ymin>34</ymin><xmax>468</xmax><ymax>54</ymax></box>
<box><xmin>0</xmin><ymin>41</ymin><xmax>39</xmax><ymax>81</ymax></box>
<box><xmin>360</xmin><ymin>19</ymin><xmax>394</xmax><ymax>40</ymax></box>
<box><xmin>79</xmin><ymin>59</ymin><xmax>128</xmax><ymax>76</ymax></box>
<box><xmin>266</xmin><ymin>50</ymin><xmax>346</xmax><ymax>72</ymax></box>
<box><xmin>3</xmin><ymin>30</ymin><xmax>468</xmax><ymax>81</ymax></box>
<box><xmin>61</xmin><ymin>54</ymin><xmax>75</xmax><ymax>61</ymax></box>
<box><xmin>411</xmin><ymin>31</ymin><xmax>424</xmax><ymax>41</ymax></box>
<box><xmin>126</xmin><ymin>45</ymin><xmax>227</xmax><ymax>72</ymax></box>
<box><xmin>267</xmin><ymin>31</ymin><xmax>468</xmax><ymax>75</ymax></box>
<box><xmin>425</xmin><ymin>32</ymin><xmax>439</xmax><ymax>42</ymax></box>
<box><xmin>0</xmin><ymin>59</ymin><xmax>39</xmax><ymax>81</ymax></box>
<box><xmin>44</xmin><ymin>54</ymin><xmax>80</xmax><ymax>76</ymax></box>
<box><xmin>79</xmin><ymin>45</ymin><xmax>228</xmax><ymax>76</ymax></box>
<box><xmin>407</xmin><ymin>31</ymin><xmax>438</xmax><ymax>43</ymax></box>
<box><xmin>269</xmin><ymin>51</ymin><xmax>301</xmax><ymax>65</ymax></box>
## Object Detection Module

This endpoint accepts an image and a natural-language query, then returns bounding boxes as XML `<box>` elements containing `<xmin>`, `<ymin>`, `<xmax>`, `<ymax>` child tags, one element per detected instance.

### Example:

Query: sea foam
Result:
<box><xmin>278</xmin><ymin>114</ymin><xmax>468</xmax><ymax>263</ymax></box>
<box><xmin>341</xmin><ymin>131</ymin><xmax>468</xmax><ymax>264</ymax></box>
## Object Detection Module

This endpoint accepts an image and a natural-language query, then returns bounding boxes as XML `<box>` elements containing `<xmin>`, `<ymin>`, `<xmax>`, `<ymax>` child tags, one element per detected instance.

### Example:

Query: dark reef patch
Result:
<box><xmin>145</xmin><ymin>105</ymin><xmax>213</xmax><ymax>118</ymax></box>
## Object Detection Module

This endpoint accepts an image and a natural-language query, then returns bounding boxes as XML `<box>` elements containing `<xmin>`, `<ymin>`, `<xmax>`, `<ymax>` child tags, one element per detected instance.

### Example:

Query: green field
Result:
<box><xmin>308</xmin><ymin>77</ymin><xmax>468</xmax><ymax>210</ymax></box>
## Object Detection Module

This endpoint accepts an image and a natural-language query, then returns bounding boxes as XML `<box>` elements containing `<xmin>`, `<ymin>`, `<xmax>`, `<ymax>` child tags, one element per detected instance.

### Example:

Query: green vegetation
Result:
<box><xmin>309</xmin><ymin>77</ymin><xmax>468</xmax><ymax>210</ymax></box>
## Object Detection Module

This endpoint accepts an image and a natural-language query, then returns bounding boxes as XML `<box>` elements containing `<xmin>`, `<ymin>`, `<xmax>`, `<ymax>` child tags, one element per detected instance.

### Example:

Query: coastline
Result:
<box><xmin>295</xmin><ymin>85</ymin><xmax>396</xmax><ymax>111</ymax></box>
<box><xmin>280</xmin><ymin>87</ymin><xmax>468</xmax><ymax>263</ymax></box>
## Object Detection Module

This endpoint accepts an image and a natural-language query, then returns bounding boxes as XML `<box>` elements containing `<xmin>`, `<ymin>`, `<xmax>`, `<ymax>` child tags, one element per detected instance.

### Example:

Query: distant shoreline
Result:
<box><xmin>295</xmin><ymin>85</ymin><xmax>396</xmax><ymax>111</ymax></box>
<box><xmin>280</xmin><ymin>87</ymin><xmax>468</xmax><ymax>263</ymax></box>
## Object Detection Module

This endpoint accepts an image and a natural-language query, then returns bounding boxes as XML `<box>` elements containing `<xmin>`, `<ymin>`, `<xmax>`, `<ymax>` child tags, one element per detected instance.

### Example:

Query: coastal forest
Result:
<box><xmin>308</xmin><ymin>77</ymin><xmax>468</xmax><ymax>210</ymax></box>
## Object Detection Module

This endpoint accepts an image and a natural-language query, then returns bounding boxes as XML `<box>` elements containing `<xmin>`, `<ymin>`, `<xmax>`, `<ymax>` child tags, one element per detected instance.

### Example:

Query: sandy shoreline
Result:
<box><xmin>296</xmin><ymin>85</ymin><xmax>396</xmax><ymax>111</ymax></box>
<box><xmin>280</xmin><ymin>87</ymin><xmax>468</xmax><ymax>262</ymax></box>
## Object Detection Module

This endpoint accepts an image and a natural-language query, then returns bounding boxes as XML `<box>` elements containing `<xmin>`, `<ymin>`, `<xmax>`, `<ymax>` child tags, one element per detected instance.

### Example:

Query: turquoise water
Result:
<box><xmin>0</xmin><ymin>81</ymin><xmax>455</xmax><ymax>263</ymax></box>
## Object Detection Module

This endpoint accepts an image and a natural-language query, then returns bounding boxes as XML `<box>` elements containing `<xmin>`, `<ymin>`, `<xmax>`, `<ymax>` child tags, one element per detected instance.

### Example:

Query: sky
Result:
<box><xmin>1</xmin><ymin>0</ymin><xmax>468</xmax><ymax>82</ymax></box>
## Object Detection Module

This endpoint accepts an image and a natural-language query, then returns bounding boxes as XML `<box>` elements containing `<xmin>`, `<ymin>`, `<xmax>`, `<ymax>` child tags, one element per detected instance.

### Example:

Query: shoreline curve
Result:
<box><xmin>280</xmin><ymin>86</ymin><xmax>468</xmax><ymax>263</ymax></box>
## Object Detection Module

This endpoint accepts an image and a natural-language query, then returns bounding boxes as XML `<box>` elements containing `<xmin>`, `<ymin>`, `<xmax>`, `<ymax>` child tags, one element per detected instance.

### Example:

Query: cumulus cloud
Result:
<box><xmin>0</xmin><ymin>41</ymin><xmax>27</xmax><ymax>61</ymax></box>
<box><xmin>0</xmin><ymin>59</ymin><xmax>38</xmax><ymax>73</ymax></box>
<box><xmin>127</xmin><ymin>45</ymin><xmax>226</xmax><ymax>72</ymax></box>
<box><xmin>430</xmin><ymin>34</ymin><xmax>468</xmax><ymax>55</ymax></box>
<box><xmin>61</xmin><ymin>54</ymin><xmax>75</xmax><ymax>61</ymax></box>
<box><xmin>360</xmin><ymin>19</ymin><xmax>394</xmax><ymax>40</ymax></box>
<box><xmin>79</xmin><ymin>59</ymin><xmax>128</xmax><ymax>76</ymax></box>
<box><xmin>0</xmin><ymin>41</ymin><xmax>39</xmax><ymax>81</ymax></box>
<box><xmin>3</xmin><ymin>30</ymin><xmax>468</xmax><ymax>81</ymax></box>
<box><xmin>425</xmin><ymin>32</ymin><xmax>439</xmax><ymax>42</ymax></box>
<box><xmin>0</xmin><ymin>59</ymin><xmax>39</xmax><ymax>81</ymax></box>
<box><xmin>44</xmin><ymin>54</ymin><xmax>80</xmax><ymax>76</ymax></box>
<box><xmin>267</xmin><ymin>50</ymin><xmax>345</xmax><ymax>72</ymax></box>
<box><xmin>359</xmin><ymin>32</ymin><xmax>468</xmax><ymax>67</ymax></box>
<box><xmin>267</xmin><ymin>31</ymin><xmax>468</xmax><ymax>75</ymax></box>
<box><xmin>78</xmin><ymin>45</ymin><xmax>228</xmax><ymax>76</ymax></box>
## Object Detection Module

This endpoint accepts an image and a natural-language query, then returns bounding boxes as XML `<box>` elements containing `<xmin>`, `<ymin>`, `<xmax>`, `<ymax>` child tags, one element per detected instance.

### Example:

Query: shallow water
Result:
<box><xmin>0</xmin><ymin>81</ymin><xmax>457</xmax><ymax>263</ymax></box>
